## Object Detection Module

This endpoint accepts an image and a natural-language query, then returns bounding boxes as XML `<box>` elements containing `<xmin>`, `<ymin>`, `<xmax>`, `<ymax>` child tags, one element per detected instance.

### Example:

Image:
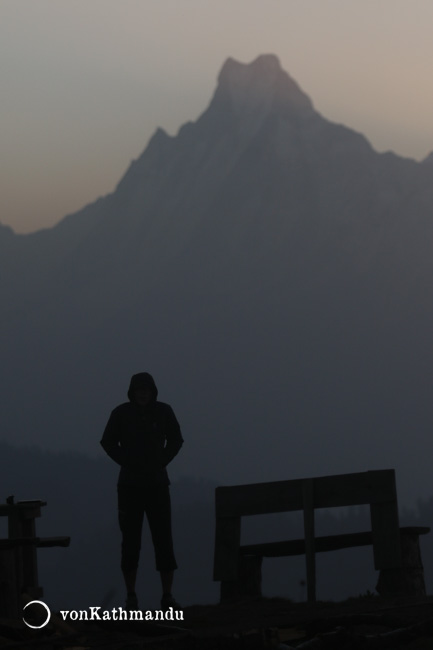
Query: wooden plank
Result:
<box><xmin>312</xmin><ymin>470</ymin><xmax>395</xmax><ymax>509</ymax></box>
<box><xmin>213</xmin><ymin>516</ymin><xmax>241</xmax><ymax>581</ymax></box>
<box><xmin>0</xmin><ymin>536</ymin><xmax>71</xmax><ymax>549</ymax></box>
<box><xmin>215</xmin><ymin>481</ymin><xmax>304</xmax><ymax>517</ymax></box>
<box><xmin>37</xmin><ymin>536</ymin><xmax>71</xmax><ymax>548</ymax></box>
<box><xmin>239</xmin><ymin>527</ymin><xmax>428</xmax><ymax>558</ymax></box>
<box><xmin>303</xmin><ymin>479</ymin><xmax>316</xmax><ymax>602</ymax></box>
<box><xmin>312</xmin><ymin>474</ymin><xmax>370</xmax><ymax>508</ymax></box>
<box><xmin>240</xmin><ymin>531</ymin><xmax>375</xmax><ymax>557</ymax></box>
<box><xmin>241</xmin><ymin>539</ymin><xmax>307</xmax><ymax>557</ymax></box>
<box><xmin>0</xmin><ymin>501</ymin><xmax>46</xmax><ymax>517</ymax></box>
<box><xmin>400</xmin><ymin>527</ymin><xmax>430</xmax><ymax>536</ymax></box>
<box><xmin>0</xmin><ymin>538</ymin><xmax>39</xmax><ymax>549</ymax></box>
<box><xmin>215</xmin><ymin>470</ymin><xmax>397</xmax><ymax>517</ymax></box>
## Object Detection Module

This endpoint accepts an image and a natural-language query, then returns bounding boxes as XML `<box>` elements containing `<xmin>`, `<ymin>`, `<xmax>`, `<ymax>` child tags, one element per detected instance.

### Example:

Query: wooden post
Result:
<box><xmin>376</xmin><ymin>527</ymin><xmax>429</xmax><ymax>596</ymax></box>
<box><xmin>220</xmin><ymin>555</ymin><xmax>262</xmax><ymax>601</ymax></box>
<box><xmin>213</xmin><ymin>515</ymin><xmax>241</xmax><ymax>581</ymax></box>
<box><xmin>303</xmin><ymin>479</ymin><xmax>316</xmax><ymax>602</ymax></box>
<box><xmin>7</xmin><ymin>502</ymin><xmax>44</xmax><ymax>599</ymax></box>
<box><xmin>369</xmin><ymin>471</ymin><xmax>401</xmax><ymax>570</ymax></box>
<box><xmin>0</xmin><ymin>546</ymin><xmax>20</xmax><ymax>618</ymax></box>
<box><xmin>214</xmin><ymin>510</ymin><xmax>242</xmax><ymax>605</ymax></box>
<box><xmin>0</xmin><ymin>499</ymin><xmax>70</xmax><ymax>619</ymax></box>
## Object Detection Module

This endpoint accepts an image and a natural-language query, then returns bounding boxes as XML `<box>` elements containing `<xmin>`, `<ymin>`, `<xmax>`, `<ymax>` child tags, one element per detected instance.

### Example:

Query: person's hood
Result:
<box><xmin>127</xmin><ymin>372</ymin><xmax>158</xmax><ymax>402</ymax></box>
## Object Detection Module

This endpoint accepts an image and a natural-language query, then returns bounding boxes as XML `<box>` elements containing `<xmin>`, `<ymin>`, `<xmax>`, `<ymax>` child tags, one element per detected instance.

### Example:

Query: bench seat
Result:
<box><xmin>0</xmin><ymin>536</ymin><xmax>71</xmax><ymax>549</ymax></box>
<box><xmin>240</xmin><ymin>526</ymin><xmax>430</xmax><ymax>557</ymax></box>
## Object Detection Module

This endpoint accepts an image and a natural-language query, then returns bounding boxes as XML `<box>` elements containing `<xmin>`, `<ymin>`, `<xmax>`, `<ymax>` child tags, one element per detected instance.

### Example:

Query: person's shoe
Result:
<box><xmin>160</xmin><ymin>593</ymin><xmax>181</xmax><ymax>611</ymax></box>
<box><xmin>125</xmin><ymin>591</ymin><xmax>138</xmax><ymax>611</ymax></box>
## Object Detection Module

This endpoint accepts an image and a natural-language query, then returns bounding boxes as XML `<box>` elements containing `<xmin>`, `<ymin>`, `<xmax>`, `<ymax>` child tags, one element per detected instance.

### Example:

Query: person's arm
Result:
<box><xmin>100</xmin><ymin>409</ymin><xmax>126</xmax><ymax>465</ymax></box>
<box><xmin>162</xmin><ymin>405</ymin><xmax>184</xmax><ymax>466</ymax></box>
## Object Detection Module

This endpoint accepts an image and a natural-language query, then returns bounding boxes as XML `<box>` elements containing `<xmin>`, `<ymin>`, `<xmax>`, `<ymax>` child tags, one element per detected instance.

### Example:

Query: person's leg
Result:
<box><xmin>118</xmin><ymin>484</ymin><xmax>145</xmax><ymax>606</ymax></box>
<box><xmin>160</xmin><ymin>570</ymin><xmax>174</xmax><ymax>596</ymax></box>
<box><xmin>123</xmin><ymin>568</ymin><xmax>138</xmax><ymax>594</ymax></box>
<box><xmin>144</xmin><ymin>484</ymin><xmax>179</xmax><ymax>607</ymax></box>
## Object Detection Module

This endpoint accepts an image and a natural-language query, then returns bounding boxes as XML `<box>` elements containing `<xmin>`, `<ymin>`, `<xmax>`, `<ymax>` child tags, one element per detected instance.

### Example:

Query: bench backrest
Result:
<box><xmin>214</xmin><ymin>469</ymin><xmax>401</xmax><ymax>600</ymax></box>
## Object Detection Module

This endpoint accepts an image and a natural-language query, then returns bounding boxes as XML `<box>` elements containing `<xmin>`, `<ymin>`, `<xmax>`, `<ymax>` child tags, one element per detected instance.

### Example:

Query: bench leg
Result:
<box><xmin>220</xmin><ymin>555</ymin><xmax>263</xmax><ymax>602</ymax></box>
<box><xmin>0</xmin><ymin>548</ymin><xmax>21</xmax><ymax>618</ymax></box>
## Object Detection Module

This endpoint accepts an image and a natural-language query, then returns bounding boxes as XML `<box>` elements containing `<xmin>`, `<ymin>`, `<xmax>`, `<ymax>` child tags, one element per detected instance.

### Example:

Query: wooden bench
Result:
<box><xmin>0</xmin><ymin>497</ymin><xmax>70</xmax><ymax>618</ymax></box>
<box><xmin>237</xmin><ymin>526</ymin><xmax>429</xmax><ymax>600</ymax></box>
<box><xmin>213</xmin><ymin>470</ymin><xmax>429</xmax><ymax>602</ymax></box>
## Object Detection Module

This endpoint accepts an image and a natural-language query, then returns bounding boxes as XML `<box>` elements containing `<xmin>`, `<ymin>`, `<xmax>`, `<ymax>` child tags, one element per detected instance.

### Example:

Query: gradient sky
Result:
<box><xmin>2</xmin><ymin>0</ymin><xmax>433</xmax><ymax>233</ymax></box>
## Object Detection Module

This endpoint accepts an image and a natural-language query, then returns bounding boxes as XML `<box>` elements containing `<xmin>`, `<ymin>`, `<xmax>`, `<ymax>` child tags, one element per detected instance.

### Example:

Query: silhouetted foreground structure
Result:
<box><xmin>0</xmin><ymin>497</ymin><xmax>70</xmax><ymax>618</ymax></box>
<box><xmin>214</xmin><ymin>470</ymin><xmax>429</xmax><ymax>602</ymax></box>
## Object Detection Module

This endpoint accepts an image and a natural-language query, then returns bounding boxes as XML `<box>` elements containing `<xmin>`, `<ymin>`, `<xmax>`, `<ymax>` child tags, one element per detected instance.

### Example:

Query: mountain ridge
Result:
<box><xmin>3</xmin><ymin>54</ymin><xmax>430</xmax><ymax>245</ymax></box>
<box><xmin>2</xmin><ymin>55</ymin><xmax>433</xmax><ymax>506</ymax></box>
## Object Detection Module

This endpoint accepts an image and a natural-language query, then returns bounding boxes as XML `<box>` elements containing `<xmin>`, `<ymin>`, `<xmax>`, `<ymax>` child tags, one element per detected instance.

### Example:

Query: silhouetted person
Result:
<box><xmin>100</xmin><ymin>372</ymin><xmax>183</xmax><ymax>610</ymax></box>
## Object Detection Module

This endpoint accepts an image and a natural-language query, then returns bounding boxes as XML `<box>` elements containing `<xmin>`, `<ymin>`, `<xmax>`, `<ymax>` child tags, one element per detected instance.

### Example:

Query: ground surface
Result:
<box><xmin>2</xmin><ymin>596</ymin><xmax>433</xmax><ymax>648</ymax></box>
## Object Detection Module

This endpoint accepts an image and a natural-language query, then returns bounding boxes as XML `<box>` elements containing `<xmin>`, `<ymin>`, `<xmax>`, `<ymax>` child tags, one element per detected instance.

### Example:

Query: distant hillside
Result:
<box><xmin>1</xmin><ymin>55</ymin><xmax>433</xmax><ymax>505</ymax></box>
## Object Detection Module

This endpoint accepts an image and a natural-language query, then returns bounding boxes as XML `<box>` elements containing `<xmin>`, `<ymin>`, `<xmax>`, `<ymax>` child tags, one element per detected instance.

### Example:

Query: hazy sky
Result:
<box><xmin>2</xmin><ymin>0</ymin><xmax>433</xmax><ymax>233</ymax></box>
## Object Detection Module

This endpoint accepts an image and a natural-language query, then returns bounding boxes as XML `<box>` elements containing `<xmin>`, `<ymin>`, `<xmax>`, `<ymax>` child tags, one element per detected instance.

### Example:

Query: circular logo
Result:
<box><xmin>22</xmin><ymin>600</ymin><xmax>51</xmax><ymax>629</ymax></box>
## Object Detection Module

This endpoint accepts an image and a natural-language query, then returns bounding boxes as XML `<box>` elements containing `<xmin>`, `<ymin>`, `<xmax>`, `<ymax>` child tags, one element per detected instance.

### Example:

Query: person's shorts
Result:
<box><xmin>117</xmin><ymin>483</ymin><xmax>177</xmax><ymax>572</ymax></box>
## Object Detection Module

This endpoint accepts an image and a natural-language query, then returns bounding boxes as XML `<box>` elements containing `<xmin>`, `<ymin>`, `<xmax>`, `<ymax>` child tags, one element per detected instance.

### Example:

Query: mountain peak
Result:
<box><xmin>219</xmin><ymin>53</ymin><xmax>282</xmax><ymax>79</ymax></box>
<box><xmin>215</xmin><ymin>54</ymin><xmax>314</xmax><ymax>120</ymax></box>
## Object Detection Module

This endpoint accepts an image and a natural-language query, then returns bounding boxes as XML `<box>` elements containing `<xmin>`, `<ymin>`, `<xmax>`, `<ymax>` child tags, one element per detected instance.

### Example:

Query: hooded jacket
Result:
<box><xmin>100</xmin><ymin>373</ymin><xmax>184</xmax><ymax>486</ymax></box>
